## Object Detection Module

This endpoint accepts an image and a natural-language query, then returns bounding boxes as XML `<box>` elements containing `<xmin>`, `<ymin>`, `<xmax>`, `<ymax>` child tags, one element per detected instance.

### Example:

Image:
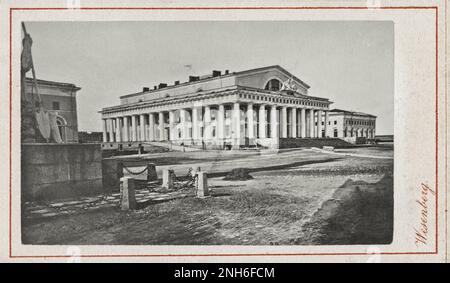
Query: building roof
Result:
<box><xmin>101</xmin><ymin>85</ymin><xmax>331</xmax><ymax>114</ymax></box>
<box><xmin>234</xmin><ymin>65</ymin><xmax>311</xmax><ymax>89</ymax></box>
<box><xmin>330</xmin><ymin>108</ymin><xmax>377</xmax><ymax>118</ymax></box>
<box><xmin>120</xmin><ymin>65</ymin><xmax>310</xmax><ymax>99</ymax></box>
<box><xmin>25</xmin><ymin>77</ymin><xmax>81</xmax><ymax>91</ymax></box>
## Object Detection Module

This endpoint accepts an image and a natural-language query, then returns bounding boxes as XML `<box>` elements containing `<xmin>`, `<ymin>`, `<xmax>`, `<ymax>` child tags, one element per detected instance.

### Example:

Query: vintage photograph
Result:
<box><xmin>20</xmin><ymin>21</ymin><xmax>394</xmax><ymax>246</ymax></box>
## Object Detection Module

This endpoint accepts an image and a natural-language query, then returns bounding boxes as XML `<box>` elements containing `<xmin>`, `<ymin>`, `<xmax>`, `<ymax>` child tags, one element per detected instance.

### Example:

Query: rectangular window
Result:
<box><xmin>52</xmin><ymin>101</ymin><xmax>60</xmax><ymax>110</ymax></box>
<box><xmin>334</xmin><ymin>121</ymin><xmax>337</xmax><ymax>125</ymax></box>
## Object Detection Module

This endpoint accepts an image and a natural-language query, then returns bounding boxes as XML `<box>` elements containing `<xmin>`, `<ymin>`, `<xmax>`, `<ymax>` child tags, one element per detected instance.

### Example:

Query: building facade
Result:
<box><xmin>100</xmin><ymin>65</ymin><xmax>334</xmax><ymax>149</ymax></box>
<box><xmin>25</xmin><ymin>78</ymin><xmax>81</xmax><ymax>143</ymax></box>
<box><xmin>323</xmin><ymin>109</ymin><xmax>376</xmax><ymax>142</ymax></box>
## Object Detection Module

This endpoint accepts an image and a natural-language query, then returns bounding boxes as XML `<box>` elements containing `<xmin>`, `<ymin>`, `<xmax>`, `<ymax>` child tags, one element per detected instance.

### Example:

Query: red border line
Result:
<box><xmin>8</xmin><ymin>251</ymin><xmax>439</xmax><ymax>259</ymax></box>
<box><xmin>9</xmin><ymin>6</ymin><xmax>440</xmax><ymax>11</ymax></box>
<box><xmin>445</xmin><ymin>0</ymin><xmax>448</xmax><ymax>263</ymax></box>
<box><xmin>8</xmin><ymin>5</ymin><xmax>441</xmax><ymax>259</ymax></box>
<box><xmin>435</xmin><ymin>6</ymin><xmax>439</xmax><ymax>255</ymax></box>
<box><xmin>9</xmin><ymin>7</ymin><xmax>13</xmax><ymax>259</ymax></box>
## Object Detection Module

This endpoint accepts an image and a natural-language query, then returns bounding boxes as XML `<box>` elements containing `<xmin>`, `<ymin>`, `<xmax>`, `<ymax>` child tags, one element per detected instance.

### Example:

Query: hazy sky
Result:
<box><xmin>25</xmin><ymin>21</ymin><xmax>394</xmax><ymax>134</ymax></box>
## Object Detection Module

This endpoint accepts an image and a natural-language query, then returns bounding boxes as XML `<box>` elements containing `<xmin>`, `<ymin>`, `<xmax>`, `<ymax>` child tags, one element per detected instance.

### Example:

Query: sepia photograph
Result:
<box><xmin>20</xmin><ymin>20</ymin><xmax>394</xmax><ymax>246</ymax></box>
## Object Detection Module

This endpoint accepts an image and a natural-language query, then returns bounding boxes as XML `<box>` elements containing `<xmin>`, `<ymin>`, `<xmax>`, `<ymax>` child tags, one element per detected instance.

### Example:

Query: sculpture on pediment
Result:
<box><xmin>280</xmin><ymin>77</ymin><xmax>297</xmax><ymax>93</ymax></box>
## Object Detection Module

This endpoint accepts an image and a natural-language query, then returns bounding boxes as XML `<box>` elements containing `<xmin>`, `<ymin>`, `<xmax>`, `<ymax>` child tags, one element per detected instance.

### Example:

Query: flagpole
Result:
<box><xmin>22</xmin><ymin>22</ymin><xmax>42</xmax><ymax>106</ymax></box>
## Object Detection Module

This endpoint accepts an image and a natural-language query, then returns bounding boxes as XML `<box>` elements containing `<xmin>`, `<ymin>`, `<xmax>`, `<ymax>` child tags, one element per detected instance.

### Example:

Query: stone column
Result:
<box><xmin>146</xmin><ymin>163</ymin><xmax>157</xmax><ymax>181</ymax></box>
<box><xmin>116</xmin><ymin>118</ymin><xmax>122</xmax><ymax>142</ymax></box>
<box><xmin>192</xmin><ymin>107</ymin><xmax>199</xmax><ymax>140</ymax></box>
<box><xmin>120</xmin><ymin>177</ymin><xmax>136</xmax><ymax>210</ymax></box>
<box><xmin>122</xmin><ymin>117</ymin><xmax>129</xmax><ymax>142</ymax></box>
<box><xmin>291</xmin><ymin>107</ymin><xmax>297</xmax><ymax>138</ymax></box>
<box><xmin>317</xmin><ymin>110</ymin><xmax>323</xmax><ymax>138</ymax></box>
<box><xmin>281</xmin><ymin>106</ymin><xmax>288</xmax><ymax>138</ymax></box>
<box><xmin>169</xmin><ymin>110</ymin><xmax>175</xmax><ymax>141</ymax></box>
<box><xmin>131</xmin><ymin>115</ymin><xmax>137</xmax><ymax>142</ymax></box>
<box><xmin>108</xmin><ymin>119</ymin><xmax>115</xmax><ymax>142</ymax></box>
<box><xmin>217</xmin><ymin>104</ymin><xmax>225</xmax><ymax>141</ymax></box>
<box><xmin>270</xmin><ymin>105</ymin><xmax>278</xmax><ymax>138</ymax></box>
<box><xmin>232</xmin><ymin>102</ymin><xmax>241</xmax><ymax>149</ymax></box>
<box><xmin>180</xmin><ymin>108</ymin><xmax>188</xmax><ymax>140</ymax></box>
<box><xmin>102</xmin><ymin>119</ymin><xmax>108</xmax><ymax>142</ymax></box>
<box><xmin>309</xmin><ymin>109</ymin><xmax>315</xmax><ymax>138</ymax></box>
<box><xmin>196</xmin><ymin>172</ymin><xmax>209</xmax><ymax>197</ymax></box>
<box><xmin>148</xmin><ymin>113</ymin><xmax>155</xmax><ymax>141</ymax></box>
<box><xmin>300</xmin><ymin>108</ymin><xmax>306</xmax><ymax>138</ymax></box>
<box><xmin>139</xmin><ymin>114</ymin><xmax>146</xmax><ymax>141</ymax></box>
<box><xmin>258</xmin><ymin>105</ymin><xmax>266</xmax><ymax>138</ymax></box>
<box><xmin>204</xmin><ymin>106</ymin><xmax>211</xmax><ymax>140</ymax></box>
<box><xmin>162</xmin><ymin>169</ymin><xmax>174</xmax><ymax>190</ymax></box>
<box><xmin>247</xmin><ymin>103</ymin><xmax>254</xmax><ymax>140</ymax></box>
<box><xmin>324</xmin><ymin>111</ymin><xmax>329</xmax><ymax>138</ymax></box>
<box><xmin>158</xmin><ymin>112</ymin><xmax>165</xmax><ymax>141</ymax></box>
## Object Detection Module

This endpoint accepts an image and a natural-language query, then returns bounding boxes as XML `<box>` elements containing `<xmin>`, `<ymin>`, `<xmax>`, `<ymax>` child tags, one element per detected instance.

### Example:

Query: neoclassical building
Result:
<box><xmin>324</xmin><ymin>109</ymin><xmax>376</xmax><ymax>142</ymax></box>
<box><xmin>100</xmin><ymin>65</ymin><xmax>334</xmax><ymax>150</ymax></box>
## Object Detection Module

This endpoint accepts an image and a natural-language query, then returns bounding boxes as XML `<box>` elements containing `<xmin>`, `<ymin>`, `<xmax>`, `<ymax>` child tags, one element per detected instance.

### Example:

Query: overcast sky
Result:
<box><xmin>25</xmin><ymin>21</ymin><xmax>394</xmax><ymax>134</ymax></box>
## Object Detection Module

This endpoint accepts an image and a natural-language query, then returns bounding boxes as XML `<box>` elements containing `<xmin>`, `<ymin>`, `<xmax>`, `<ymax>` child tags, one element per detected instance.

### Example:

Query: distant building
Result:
<box><xmin>25</xmin><ymin>78</ymin><xmax>81</xmax><ymax>143</ymax></box>
<box><xmin>78</xmin><ymin>131</ymin><xmax>103</xmax><ymax>143</ymax></box>
<box><xmin>323</xmin><ymin>109</ymin><xmax>376</xmax><ymax>142</ymax></box>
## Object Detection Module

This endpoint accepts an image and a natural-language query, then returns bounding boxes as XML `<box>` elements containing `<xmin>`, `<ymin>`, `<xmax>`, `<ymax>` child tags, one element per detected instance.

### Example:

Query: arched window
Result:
<box><xmin>56</xmin><ymin>116</ymin><xmax>67</xmax><ymax>142</ymax></box>
<box><xmin>264</xmin><ymin>79</ymin><xmax>282</xmax><ymax>91</ymax></box>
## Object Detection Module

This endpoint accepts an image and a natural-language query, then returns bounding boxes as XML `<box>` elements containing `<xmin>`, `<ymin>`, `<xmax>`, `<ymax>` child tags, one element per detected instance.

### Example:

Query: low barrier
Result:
<box><xmin>119</xmin><ymin>167</ymin><xmax>209</xmax><ymax>210</ymax></box>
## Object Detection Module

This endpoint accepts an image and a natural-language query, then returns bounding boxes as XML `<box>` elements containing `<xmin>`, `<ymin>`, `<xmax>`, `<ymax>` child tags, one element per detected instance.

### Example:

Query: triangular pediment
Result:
<box><xmin>234</xmin><ymin>65</ymin><xmax>310</xmax><ymax>95</ymax></box>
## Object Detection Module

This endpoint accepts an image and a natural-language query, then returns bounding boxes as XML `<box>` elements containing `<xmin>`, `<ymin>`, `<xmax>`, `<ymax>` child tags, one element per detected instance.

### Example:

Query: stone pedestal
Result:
<box><xmin>147</xmin><ymin>163</ymin><xmax>157</xmax><ymax>181</ymax></box>
<box><xmin>120</xmin><ymin>177</ymin><xmax>136</xmax><ymax>210</ymax></box>
<box><xmin>162</xmin><ymin>168</ymin><xmax>174</xmax><ymax>190</ymax></box>
<box><xmin>196</xmin><ymin>172</ymin><xmax>209</xmax><ymax>197</ymax></box>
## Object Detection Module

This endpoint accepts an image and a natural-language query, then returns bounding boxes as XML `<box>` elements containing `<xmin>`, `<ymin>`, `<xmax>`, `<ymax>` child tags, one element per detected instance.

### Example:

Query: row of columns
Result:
<box><xmin>102</xmin><ymin>103</ymin><xmax>330</xmax><ymax>143</ymax></box>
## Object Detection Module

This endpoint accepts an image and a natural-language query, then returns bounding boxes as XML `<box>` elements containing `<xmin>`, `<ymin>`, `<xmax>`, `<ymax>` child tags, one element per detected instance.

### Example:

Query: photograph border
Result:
<box><xmin>7</xmin><ymin>4</ymin><xmax>442</xmax><ymax>259</ymax></box>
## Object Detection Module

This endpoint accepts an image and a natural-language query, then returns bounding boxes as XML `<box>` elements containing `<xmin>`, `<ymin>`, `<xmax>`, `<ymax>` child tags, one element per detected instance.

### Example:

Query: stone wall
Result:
<box><xmin>22</xmin><ymin>143</ymin><xmax>103</xmax><ymax>201</ymax></box>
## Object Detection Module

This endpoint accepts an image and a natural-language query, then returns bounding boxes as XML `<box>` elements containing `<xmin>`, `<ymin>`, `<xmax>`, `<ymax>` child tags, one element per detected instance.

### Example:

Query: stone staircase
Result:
<box><xmin>141</xmin><ymin>141</ymin><xmax>202</xmax><ymax>152</ymax></box>
<box><xmin>279</xmin><ymin>138</ymin><xmax>355</xmax><ymax>149</ymax></box>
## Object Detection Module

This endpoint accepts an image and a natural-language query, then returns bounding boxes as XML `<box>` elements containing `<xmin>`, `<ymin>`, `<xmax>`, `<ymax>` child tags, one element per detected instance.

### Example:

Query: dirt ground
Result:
<box><xmin>22</xmin><ymin>146</ymin><xmax>393</xmax><ymax>245</ymax></box>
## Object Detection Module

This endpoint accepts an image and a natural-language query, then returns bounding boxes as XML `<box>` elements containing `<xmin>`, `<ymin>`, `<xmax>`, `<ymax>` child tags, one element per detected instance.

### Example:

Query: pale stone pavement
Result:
<box><xmin>23</xmin><ymin>189</ymin><xmax>192</xmax><ymax>220</ymax></box>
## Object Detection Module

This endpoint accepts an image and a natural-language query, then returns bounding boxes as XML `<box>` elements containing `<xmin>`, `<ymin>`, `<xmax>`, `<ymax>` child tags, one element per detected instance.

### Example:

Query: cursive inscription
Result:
<box><xmin>414</xmin><ymin>183</ymin><xmax>435</xmax><ymax>247</ymax></box>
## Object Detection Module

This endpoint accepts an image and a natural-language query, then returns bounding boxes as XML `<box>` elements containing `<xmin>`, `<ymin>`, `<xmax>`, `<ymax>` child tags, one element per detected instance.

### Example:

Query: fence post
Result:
<box><xmin>162</xmin><ymin>168</ymin><xmax>174</xmax><ymax>190</ymax></box>
<box><xmin>196</xmin><ymin>171</ymin><xmax>209</xmax><ymax>197</ymax></box>
<box><xmin>147</xmin><ymin>163</ymin><xmax>157</xmax><ymax>181</ymax></box>
<box><xmin>120</xmin><ymin>177</ymin><xmax>136</xmax><ymax>210</ymax></box>
<box><xmin>117</xmin><ymin>162</ymin><xmax>124</xmax><ymax>179</ymax></box>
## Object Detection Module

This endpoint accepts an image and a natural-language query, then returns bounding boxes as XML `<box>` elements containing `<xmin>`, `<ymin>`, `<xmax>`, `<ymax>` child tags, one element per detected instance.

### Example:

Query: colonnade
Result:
<box><xmin>102</xmin><ymin>102</ymin><xmax>330</xmax><ymax>145</ymax></box>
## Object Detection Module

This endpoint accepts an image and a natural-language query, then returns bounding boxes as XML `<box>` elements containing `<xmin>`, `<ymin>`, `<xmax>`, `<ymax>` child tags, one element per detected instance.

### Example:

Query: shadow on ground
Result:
<box><xmin>295</xmin><ymin>173</ymin><xmax>394</xmax><ymax>245</ymax></box>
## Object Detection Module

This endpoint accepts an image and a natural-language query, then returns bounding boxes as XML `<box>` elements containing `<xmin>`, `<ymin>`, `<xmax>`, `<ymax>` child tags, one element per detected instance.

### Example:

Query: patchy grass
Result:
<box><xmin>22</xmin><ymin>189</ymin><xmax>311</xmax><ymax>245</ymax></box>
<box><xmin>22</xmin><ymin>147</ymin><xmax>394</xmax><ymax>245</ymax></box>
